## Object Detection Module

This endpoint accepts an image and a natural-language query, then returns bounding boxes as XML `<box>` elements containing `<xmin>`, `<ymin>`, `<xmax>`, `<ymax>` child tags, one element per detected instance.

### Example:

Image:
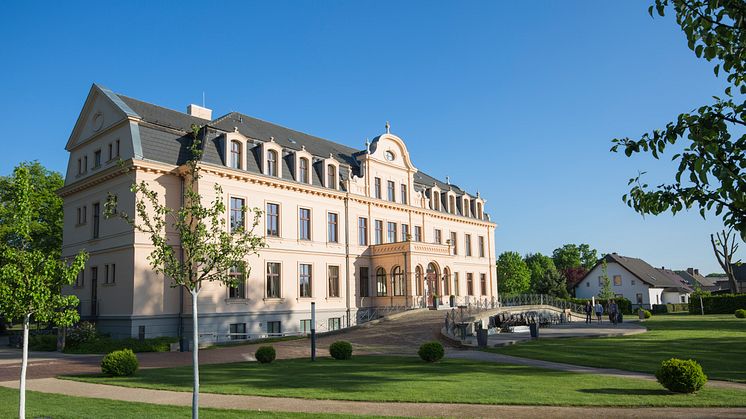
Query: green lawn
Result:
<box><xmin>0</xmin><ymin>387</ymin><xmax>393</xmax><ymax>419</ymax></box>
<box><xmin>488</xmin><ymin>314</ymin><xmax>746</xmax><ymax>382</ymax></box>
<box><xmin>66</xmin><ymin>356</ymin><xmax>746</xmax><ymax>407</ymax></box>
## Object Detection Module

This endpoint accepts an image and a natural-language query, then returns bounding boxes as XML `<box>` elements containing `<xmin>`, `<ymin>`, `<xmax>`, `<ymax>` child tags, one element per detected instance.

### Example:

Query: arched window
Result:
<box><xmin>463</xmin><ymin>198</ymin><xmax>470</xmax><ymax>217</ymax></box>
<box><xmin>415</xmin><ymin>266</ymin><xmax>423</xmax><ymax>296</ymax></box>
<box><xmin>299</xmin><ymin>157</ymin><xmax>309</xmax><ymax>183</ymax></box>
<box><xmin>433</xmin><ymin>191</ymin><xmax>440</xmax><ymax>211</ymax></box>
<box><xmin>449</xmin><ymin>195</ymin><xmax>456</xmax><ymax>214</ymax></box>
<box><xmin>267</xmin><ymin>150</ymin><xmax>278</xmax><ymax>177</ymax></box>
<box><xmin>327</xmin><ymin>164</ymin><xmax>336</xmax><ymax>189</ymax></box>
<box><xmin>230</xmin><ymin>141</ymin><xmax>242</xmax><ymax>169</ymax></box>
<box><xmin>477</xmin><ymin>202</ymin><xmax>483</xmax><ymax>219</ymax></box>
<box><xmin>376</xmin><ymin>267</ymin><xmax>387</xmax><ymax>296</ymax></box>
<box><xmin>392</xmin><ymin>266</ymin><xmax>404</xmax><ymax>296</ymax></box>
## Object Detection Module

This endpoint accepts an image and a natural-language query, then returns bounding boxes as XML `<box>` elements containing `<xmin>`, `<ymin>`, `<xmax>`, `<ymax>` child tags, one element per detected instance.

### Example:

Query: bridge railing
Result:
<box><xmin>499</xmin><ymin>294</ymin><xmax>584</xmax><ymax>314</ymax></box>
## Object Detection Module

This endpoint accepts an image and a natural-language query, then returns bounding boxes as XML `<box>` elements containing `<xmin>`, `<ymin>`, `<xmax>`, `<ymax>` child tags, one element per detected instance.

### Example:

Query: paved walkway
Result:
<box><xmin>2</xmin><ymin>378</ymin><xmax>745</xmax><ymax>419</ymax></box>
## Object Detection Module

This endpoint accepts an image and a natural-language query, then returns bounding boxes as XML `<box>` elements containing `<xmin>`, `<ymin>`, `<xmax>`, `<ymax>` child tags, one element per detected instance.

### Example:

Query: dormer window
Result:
<box><xmin>267</xmin><ymin>150</ymin><xmax>278</xmax><ymax>177</ymax></box>
<box><xmin>433</xmin><ymin>191</ymin><xmax>440</xmax><ymax>211</ymax></box>
<box><xmin>449</xmin><ymin>195</ymin><xmax>456</xmax><ymax>214</ymax></box>
<box><xmin>299</xmin><ymin>157</ymin><xmax>309</xmax><ymax>184</ymax></box>
<box><xmin>230</xmin><ymin>140</ymin><xmax>242</xmax><ymax>169</ymax></box>
<box><xmin>477</xmin><ymin>202</ymin><xmax>483</xmax><ymax>219</ymax></box>
<box><xmin>327</xmin><ymin>164</ymin><xmax>336</xmax><ymax>189</ymax></box>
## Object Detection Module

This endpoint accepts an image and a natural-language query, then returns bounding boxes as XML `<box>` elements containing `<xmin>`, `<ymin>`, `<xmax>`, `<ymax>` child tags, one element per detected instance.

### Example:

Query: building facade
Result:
<box><xmin>60</xmin><ymin>84</ymin><xmax>498</xmax><ymax>341</ymax></box>
<box><xmin>574</xmin><ymin>253</ymin><xmax>692</xmax><ymax>309</ymax></box>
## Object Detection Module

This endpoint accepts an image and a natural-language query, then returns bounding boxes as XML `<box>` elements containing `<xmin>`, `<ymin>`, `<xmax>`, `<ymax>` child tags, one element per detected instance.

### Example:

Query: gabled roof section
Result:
<box><xmin>65</xmin><ymin>83</ymin><xmax>141</xmax><ymax>151</ymax></box>
<box><xmin>578</xmin><ymin>253</ymin><xmax>692</xmax><ymax>293</ymax></box>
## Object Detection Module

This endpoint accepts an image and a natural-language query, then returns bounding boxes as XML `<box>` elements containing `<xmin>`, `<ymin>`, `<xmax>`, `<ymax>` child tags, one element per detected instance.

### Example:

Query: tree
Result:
<box><xmin>524</xmin><ymin>253</ymin><xmax>557</xmax><ymax>293</ymax></box>
<box><xmin>710</xmin><ymin>228</ymin><xmax>741</xmax><ymax>293</ymax></box>
<box><xmin>496</xmin><ymin>251</ymin><xmax>531</xmax><ymax>295</ymax></box>
<box><xmin>534</xmin><ymin>269</ymin><xmax>570</xmax><ymax>299</ymax></box>
<box><xmin>0</xmin><ymin>161</ymin><xmax>64</xmax><ymax>253</ymax></box>
<box><xmin>551</xmin><ymin>244</ymin><xmax>598</xmax><ymax>291</ymax></box>
<box><xmin>105</xmin><ymin>125</ymin><xmax>265</xmax><ymax>419</ymax></box>
<box><xmin>598</xmin><ymin>259</ymin><xmax>615</xmax><ymax>299</ymax></box>
<box><xmin>611</xmin><ymin>1</ymin><xmax>746</xmax><ymax>241</ymax></box>
<box><xmin>0</xmin><ymin>164</ymin><xmax>86</xmax><ymax>418</ymax></box>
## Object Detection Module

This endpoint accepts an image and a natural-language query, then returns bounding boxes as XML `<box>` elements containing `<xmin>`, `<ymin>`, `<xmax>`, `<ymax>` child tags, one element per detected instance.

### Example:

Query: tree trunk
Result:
<box><xmin>19</xmin><ymin>313</ymin><xmax>30</xmax><ymax>419</ymax></box>
<box><xmin>191</xmin><ymin>289</ymin><xmax>200</xmax><ymax>419</ymax></box>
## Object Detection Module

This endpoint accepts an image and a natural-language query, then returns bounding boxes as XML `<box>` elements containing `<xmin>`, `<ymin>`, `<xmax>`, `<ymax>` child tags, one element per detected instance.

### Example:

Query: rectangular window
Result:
<box><xmin>450</xmin><ymin>232</ymin><xmax>457</xmax><ymax>255</ymax></box>
<box><xmin>613</xmin><ymin>275</ymin><xmax>622</xmax><ymax>286</ymax></box>
<box><xmin>327</xmin><ymin>213</ymin><xmax>338</xmax><ymax>243</ymax></box>
<box><xmin>266</xmin><ymin>203</ymin><xmax>280</xmax><ymax>237</ymax></box>
<box><xmin>230</xmin><ymin>197</ymin><xmax>245</xmax><ymax>233</ymax></box>
<box><xmin>94</xmin><ymin>150</ymin><xmax>101</xmax><ymax>168</ymax></box>
<box><xmin>266</xmin><ymin>321</ymin><xmax>281</xmax><ymax>335</ymax></box>
<box><xmin>598</xmin><ymin>276</ymin><xmax>604</xmax><ymax>286</ymax></box>
<box><xmin>631</xmin><ymin>279</ymin><xmax>636</xmax><ymax>285</ymax></box>
<box><xmin>401</xmin><ymin>224</ymin><xmax>409</xmax><ymax>241</ymax></box>
<box><xmin>92</xmin><ymin>203</ymin><xmax>100</xmax><ymax>239</ymax></box>
<box><xmin>393</xmin><ymin>268</ymin><xmax>404</xmax><ymax>296</ymax></box>
<box><xmin>401</xmin><ymin>184</ymin><xmax>407</xmax><ymax>204</ymax></box>
<box><xmin>454</xmin><ymin>272</ymin><xmax>460</xmax><ymax>296</ymax></box>
<box><xmin>434</xmin><ymin>229</ymin><xmax>442</xmax><ymax>244</ymax></box>
<box><xmin>374</xmin><ymin>177</ymin><xmax>381</xmax><ymax>199</ymax></box>
<box><xmin>229</xmin><ymin>266</ymin><xmax>245</xmax><ymax>299</ymax></box>
<box><xmin>229</xmin><ymin>323</ymin><xmax>247</xmax><ymax>340</ymax></box>
<box><xmin>328</xmin><ymin>317</ymin><xmax>341</xmax><ymax>331</ymax></box>
<box><xmin>479</xmin><ymin>236</ymin><xmax>485</xmax><ymax>258</ymax></box>
<box><xmin>358</xmin><ymin>217</ymin><xmax>368</xmax><ymax>246</ymax></box>
<box><xmin>299</xmin><ymin>208</ymin><xmax>311</xmax><ymax>240</ymax></box>
<box><xmin>108</xmin><ymin>143</ymin><xmax>113</xmax><ymax>161</ymax></box>
<box><xmin>104</xmin><ymin>265</ymin><xmax>109</xmax><ymax>284</ymax></box>
<box><xmin>299</xmin><ymin>158</ymin><xmax>309</xmax><ymax>183</ymax></box>
<box><xmin>387</xmin><ymin>180</ymin><xmax>395</xmax><ymax>202</ymax></box>
<box><xmin>110</xmin><ymin>263</ymin><xmax>116</xmax><ymax>284</ymax></box>
<box><xmin>77</xmin><ymin>158</ymin><xmax>82</xmax><ymax>175</ymax></box>
<box><xmin>374</xmin><ymin>220</ymin><xmax>383</xmax><ymax>244</ymax></box>
<box><xmin>465</xmin><ymin>234</ymin><xmax>472</xmax><ymax>257</ymax></box>
<box><xmin>480</xmin><ymin>274</ymin><xmax>487</xmax><ymax>296</ymax></box>
<box><xmin>359</xmin><ymin>267</ymin><xmax>369</xmax><ymax>298</ymax></box>
<box><xmin>266</xmin><ymin>262</ymin><xmax>281</xmax><ymax>298</ymax></box>
<box><xmin>299</xmin><ymin>264</ymin><xmax>312</xmax><ymax>297</ymax></box>
<box><xmin>467</xmin><ymin>273</ymin><xmax>474</xmax><ymax>296</ymax></box>
<box><xmin>328</xmin><ymin>265</ymin><xmax>340</xmax><ymax>298</ymax></box>
<box><xmin>300</xmin><ymin>319</ymin><xmax>312</xmax><ymax>334</ymax></box>
<box><xmin>84</xmin><ymin>155</ymin><xmax>88</xmax><ymax>172</ymax></box>
<box><xmin>387</xmin><ymin>222</ymin><xmax>397</xmax><ymax>243</ymax></box>
<box><xmin>414</xmin><ymin>226</ymin><xmax>422</xmax><ymax>242</ymax></box>
<box><xmin>115</xmin><ymin>139</ymin><xmax>120</xmax><ymax>157</ymax></box>
<box><xmin>376</xmin><ymin>269</ymin><xmax>387</xmax><ymax>296</ymax></box>
<box><xmin>76</xmin><ymin>207</ymin><xmax>81</xmax><ymax>225</ymax></box>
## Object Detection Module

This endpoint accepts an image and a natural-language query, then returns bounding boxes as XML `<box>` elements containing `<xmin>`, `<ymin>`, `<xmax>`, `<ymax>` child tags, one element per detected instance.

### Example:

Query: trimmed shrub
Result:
<box><xmin>64</xmin><ymin>336</ymin><xmax>178</xmax><ymax>354</ymax></box>
<box><xmin>28</xmin><ymin>334</ymin><xmax>57</xmax><ymax>351</ymax></box>
<box><xmin>642</xmin><ymin>309</ymin><xmax>652</xmax><ymax>319</ymax></box>
<box><xmin>652</xmin><ymin>303</ymin><xmax>689</xmax><ymax>314</ymax></box>
<box><xmin>418</xmin><ymin>341</ymin><xmax>444</xmax><ymax>363</ymax></box>
<box><xmin>255</xmin><ymin>345</ymin><xmax>276</xmax><ymax>363</ymax></box>
<box><xmin>735</xmin><ymin>309</ymin><xmax>746</xmax><ymax>319</ymax></box>
<box><xmin>688</xmin><ymin>294</ymin><xmax>746</xmax><ymax>314</ymax></box>
<box><xmin>655</xmin><ymin>358</ymin><xmax>707</xmax><ymax>393</ymax></box>
<box><xmin>329</xmin><ymin>340</ymin><xmax>353</xmax><ymax>360</ymax></box>
<box><xmin>101</xmin><ymin>349</ymin><xmax>139</xmax><ymax>376</ymax></box>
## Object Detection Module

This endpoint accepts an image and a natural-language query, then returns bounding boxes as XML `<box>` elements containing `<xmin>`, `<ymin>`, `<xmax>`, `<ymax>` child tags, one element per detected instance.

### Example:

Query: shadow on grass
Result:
<box><xmin>577</xmin><ymin>388</ymin><xmax>671</xmax><ymax>396</ymax></box>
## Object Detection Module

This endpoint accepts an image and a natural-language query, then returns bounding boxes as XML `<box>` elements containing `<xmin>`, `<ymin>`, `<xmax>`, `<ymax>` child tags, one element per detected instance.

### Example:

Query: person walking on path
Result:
<box><xmin>594</xmin><ymin>301</ymin><xmax>603</xmax><ymax>324</ymax></box>
<box><xmin>608</xmin><ymin>300</ymin><xmax>619</xmax><ymax>326</ymax></box>
<box><xmin>584</xmin><ymin>301</ymin><xmax>593</xmax><ymax>324</ymax></box>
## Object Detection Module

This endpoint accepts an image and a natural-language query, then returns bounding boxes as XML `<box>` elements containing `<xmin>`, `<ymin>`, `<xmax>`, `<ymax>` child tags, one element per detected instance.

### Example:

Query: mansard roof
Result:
<box><xmin>112</xmin><ymin>88</ymin><xmax>479</xmax><ymax>201</ymax></box>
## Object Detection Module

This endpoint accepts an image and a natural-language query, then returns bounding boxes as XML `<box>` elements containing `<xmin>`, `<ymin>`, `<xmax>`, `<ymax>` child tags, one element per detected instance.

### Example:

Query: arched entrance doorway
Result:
<box><xmin>426</xmin><ymin>262</ymin><xmax>440</xmax><ymax>308</ymax></box>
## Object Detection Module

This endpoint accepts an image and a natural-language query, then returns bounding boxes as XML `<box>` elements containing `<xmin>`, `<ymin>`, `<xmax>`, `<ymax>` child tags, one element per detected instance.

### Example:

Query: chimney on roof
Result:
<box><xmin>687</xmin><ymin>268</ymin><xmax>694</xmax><ymax>275</ymax></box>
<box><xmin>694</xmin><ymin>269</ymin><xmax>699</xmax><ymax>276</ymax></box>
<box><xmin>187</xmin><ymin>104</ymin><xmax>212</xmax><ymax>120</ymax></box>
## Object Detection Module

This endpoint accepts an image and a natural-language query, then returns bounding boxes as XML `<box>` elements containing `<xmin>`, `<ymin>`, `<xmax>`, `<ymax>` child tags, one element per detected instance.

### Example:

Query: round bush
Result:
<box><xmin>655</xmin><ymin>358</ymin><xmax>707</xmax><ymax>393</ymax></box>
<box><xmin>101</xmin><ymin>348</ymin><xmax>138</xmax><ymax>376</ymax></box>
<box><xmin>643</xmin><ymin>310</ymin><xmax>652</xmax><ymax>319</ymax></box>
<box><xmin>255</xmin><ymin>345</ymin><xmax>276</xmax><ymax>363</ymax></box>
<box><xmin>329</xmin><ymin>340</ymin><xmax>353</xmax><ymax>360</ymax></box>
<box><xmin>418</xmin><ymin>341</ymin><xmax>444</xmax><ymax>363</ymax></box>
<box><xmin>735</xmin><ymin>309</ymin><xmax>746</xmax><ymax>319</ymax></box>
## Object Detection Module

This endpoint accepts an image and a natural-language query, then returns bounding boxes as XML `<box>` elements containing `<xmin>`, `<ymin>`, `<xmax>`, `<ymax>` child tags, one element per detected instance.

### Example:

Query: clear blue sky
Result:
<box><xmin>1</xmin><ymin>1</ymin><xmax>741</xmax><ymax>273</ymax></box>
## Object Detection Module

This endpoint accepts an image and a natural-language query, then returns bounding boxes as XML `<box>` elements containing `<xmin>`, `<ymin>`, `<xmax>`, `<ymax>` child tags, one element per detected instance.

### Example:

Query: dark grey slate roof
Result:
<box><xmin>114</xmin><ymin>90</ymin><xmax>483</xmax><ymax>215</ymax></box>
<box><xmin>675</xmin><ymin>270</ymin><xmax>720</xmax><ymax>290</ymax></box>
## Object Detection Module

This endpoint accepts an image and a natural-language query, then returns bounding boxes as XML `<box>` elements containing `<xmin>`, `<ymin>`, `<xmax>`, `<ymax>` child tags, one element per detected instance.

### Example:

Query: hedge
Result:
<box><xmin>63</xmin><ymin>336</ymin><xmax>178</xmax><ymax>354</ymax></box>
<box><xmin>688</xmin><ymin>294</ymin><xmax>746</xmax><ymax>315</ymax></box>
<box><xmin>568</xmin><ymin>297</ymin><xmax>633</xmax><ymax>314</ymax></box>
<box><xmin>652</xmin><ymin>303</ymin><xmax>689</xmax><ymax>314</ymax></box>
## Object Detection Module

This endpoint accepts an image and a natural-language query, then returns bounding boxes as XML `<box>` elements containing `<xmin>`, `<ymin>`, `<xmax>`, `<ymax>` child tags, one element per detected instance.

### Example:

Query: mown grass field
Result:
<box><xmin>66</xmin><ymin>355</ymin><xmax>746</xmax><ymax>407</ymax></box>
<box><xmin>488</xmin><ymin>314</ymin><xmax>746</xmax><ymax>382</ymax></box>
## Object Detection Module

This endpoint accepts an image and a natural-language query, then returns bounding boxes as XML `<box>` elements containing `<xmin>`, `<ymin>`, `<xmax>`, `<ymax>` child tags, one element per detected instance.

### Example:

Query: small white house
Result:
<box><xmin>574</xmin><ymin>253</ymin><xmax>692</xmax><ymax>309</ymax></box>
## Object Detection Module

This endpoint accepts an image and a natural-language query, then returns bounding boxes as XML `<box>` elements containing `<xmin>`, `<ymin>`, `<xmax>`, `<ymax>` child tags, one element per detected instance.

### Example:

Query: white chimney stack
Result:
<box><xmin>187</xmin><ymin>104</ymin><xmax>212</xmax><ymax>120</ymax></box>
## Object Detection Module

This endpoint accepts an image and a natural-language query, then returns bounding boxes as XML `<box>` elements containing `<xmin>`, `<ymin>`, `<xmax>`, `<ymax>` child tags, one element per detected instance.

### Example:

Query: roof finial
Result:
<box><xmin>385</xmin><ymin>121</ymin><xmax>390</xmax><ymax>134</ymax></box>
<box><xmin>446</xmin><ymin>176</ymin><xmax>450</xmax><ymax>185</ymax></box>
<box><xmin>364</xmin><ymin>138</ymin><xmax>370</xmax><ymax>153</ymax></box>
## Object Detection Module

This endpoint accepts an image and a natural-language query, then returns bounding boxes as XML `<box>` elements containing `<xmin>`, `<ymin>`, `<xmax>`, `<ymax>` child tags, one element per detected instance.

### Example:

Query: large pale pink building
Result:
<box><xmin>60</xmin><ymin>84</ymin><xmax>497</xmax><ymax>341</ymax></box>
